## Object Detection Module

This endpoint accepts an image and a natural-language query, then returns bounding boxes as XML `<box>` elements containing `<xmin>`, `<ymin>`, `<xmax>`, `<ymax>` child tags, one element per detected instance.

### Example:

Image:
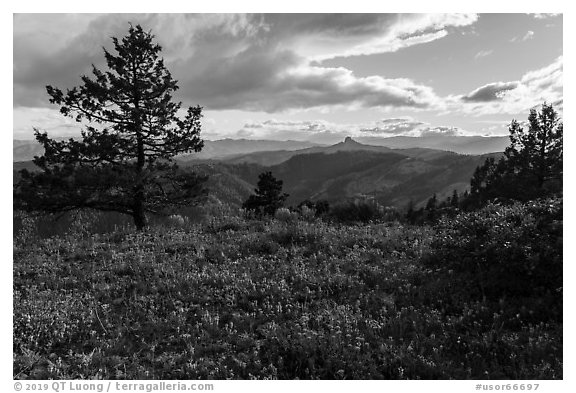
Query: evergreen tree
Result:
<box><xmin>242</xmin><ymin>172</ymin><xmax>289</xmax><ymax>217</ymax></box>
<box><xmin>469</xmin><ymin>103</ymin><xmax>563</xmax><ymax>206</ymax></box>
<box><xmin>425</xmin><ymin>194</ymin><xmax>437</xmax><ymax>211</ymax></box>
<box><xmin>14</xmin><ymin>25</ymin><xmax>206</xmax><ymax>230</ymax></box>
<box><xmin>505</xmin><ymin>103</ymin><xmax>563</xmax><ymax>193</ymax></box>
<box><xmin>425</xmin><ymin>193</ymin><xmax>437</xmax><ymax>222</ymax></box>
<box><xmin>406</xmin><ymin>199</ymin><xmax>416</xmax><ymax>224</ymax></box>
<box><xmin>469</xmin><ymin>157</ymin><xmax>507</xmax><ymax>205</ymax></box>
<box><xmin>450</xmin><ymin>189</ymin><xmax>459</xmax><ymax>208</ymax></box>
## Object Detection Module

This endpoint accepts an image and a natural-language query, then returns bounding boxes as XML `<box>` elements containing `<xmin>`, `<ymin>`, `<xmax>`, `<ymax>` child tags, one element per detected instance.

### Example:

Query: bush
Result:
<box><xmin>166</xmin><ymin>214</ymin><xmax>187</xmax><ymax>228</ymax></box>
<box><xmin>299</xmin><ymin>205</ymin><xmax>316</xmax><ymax>222</ymax></box>
<box><xmin>14</xmin><ymin>211</ymin><xmax>38</xmax><ymax>248</ymax></box>
<box><xmin>274</xmin><ymin>207</ymin><xmax>298</xmax><ymax>224</ymax></box>
<box><xmin>297</xmin><ymin>199</ymin><xmax>330</xmax><ymax>218</ymax></box>
<box><xmin>328</xmin><ymin>201</ymin><xmax>382</xmax><ymax>223</ymax></box>
<box><xmin>424</xmin><ymin>198</ymin><xmax>562</xmax><ymax>306</ymax></box>
<box><xmin>13</xmin><ymin>199</ymin><xmax>562</xmax><ymax>379</ymax></box>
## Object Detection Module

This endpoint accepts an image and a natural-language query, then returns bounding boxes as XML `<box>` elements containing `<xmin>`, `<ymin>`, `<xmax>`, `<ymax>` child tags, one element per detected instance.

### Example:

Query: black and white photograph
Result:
<box><xmin>10</xmin><ymin>4</ymin><xmax>567</xmax><ymax>387</ymax></box>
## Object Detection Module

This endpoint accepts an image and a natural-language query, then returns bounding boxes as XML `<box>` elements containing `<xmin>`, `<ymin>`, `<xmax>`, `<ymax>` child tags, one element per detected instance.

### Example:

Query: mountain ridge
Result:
<box><xmin>12</xmin><ymin>138</ymin><xmax>324</xmax><ymax>163</ymax></box>
<box><xmin>262</xmin><ymin>147</ymin><xmax>499</xmax><ymax>207</ymax></box>
<box><xmin>223</xmin><ymin>136</ymin><xmax>458</xmax><ymax>166</ymax></box>
<box><xmin>356</xmin><ymin>134</ymin><xmax>509</xmax><ymax>155</ymax></box>
<box><xmin>13</xmin><ymin>134</ymin><xmax>507</xmax><ymax>163</ymax></box>
<box><xmin>13</xmin><ymin>137</ymin><xmax>502</xmax><ymax>210</ymax></box>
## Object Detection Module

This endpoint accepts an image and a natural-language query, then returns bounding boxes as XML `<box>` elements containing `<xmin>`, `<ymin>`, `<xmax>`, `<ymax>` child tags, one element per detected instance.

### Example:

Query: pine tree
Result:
<box><xmin>425</xmin><ymin>193</ymin><xmax>437</xmax><ymax>222</ymax></box>
<box><xmin>469</xmin><ymin>103</ymin><xmax>563</xmax><ymax>205</ymax></box>
<box><xmin>406</xmin><ymin>199</ymin><xmax>416</xmax><ymax>224</ymax></box>
<box><xmin>242</xmin><ymin>172</ymin><xmax>289</xmax><ymax>217</ymax></box>
<box><xmin>425</xmin><ymin>193</ymin><xmax>437</xmax><ymax>211</ymax></box>
<box><xmin>450</xmin><ymin>189</ymin><xmax>459</xmax><ymax>208</ymax></box>
<box><xmin>505</xmin><ymin>103</ymin><xmax>563</xmax><ymax>192</ymax></box>
<box><xmin>14</xmin><ymin>24</ymin><xmax>206</xmax><ymax>230</ymax></box>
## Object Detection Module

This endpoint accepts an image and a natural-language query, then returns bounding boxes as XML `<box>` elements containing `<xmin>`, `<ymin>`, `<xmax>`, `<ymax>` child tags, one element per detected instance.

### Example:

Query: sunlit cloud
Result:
<box><xmin>14</xmin><ymin>13</ymin><xmax>474</xmax><ymax>113</ymax></box>
<box><xmin>454</xmin><ymin>56</ymin><xmax>562</xmax><ymax>115</ymax></box>
<box><xmin>474</xmin><ymin>49</ymin><xmax>493</xmax><ymax>59</ymax></box>
<box><xmin>234</xmin><ymin>116</ymin><xmax>471</xmax><ymax>143</ymax></box>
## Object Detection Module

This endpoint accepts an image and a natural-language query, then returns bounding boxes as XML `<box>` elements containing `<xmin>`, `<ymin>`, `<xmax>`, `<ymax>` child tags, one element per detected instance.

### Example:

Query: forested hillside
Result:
<box><xmin>14</xmin><ymin>140</ymin><xmax>499</xmax><ymax>212</ymax></box>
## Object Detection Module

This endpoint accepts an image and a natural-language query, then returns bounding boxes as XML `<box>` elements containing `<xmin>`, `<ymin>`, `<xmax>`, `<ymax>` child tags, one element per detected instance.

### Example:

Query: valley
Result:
<box><xmin>14</xmin><ymin>137</ymin><xmax>503</xmax><ymax>210</ymax></box>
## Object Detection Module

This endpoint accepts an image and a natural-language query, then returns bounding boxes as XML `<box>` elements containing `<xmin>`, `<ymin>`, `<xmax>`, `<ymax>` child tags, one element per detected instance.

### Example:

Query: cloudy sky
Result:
<box><xmin>13</xmin><ymin>13</ymin><xmax>563</xmax><ymax>143</ymax></box>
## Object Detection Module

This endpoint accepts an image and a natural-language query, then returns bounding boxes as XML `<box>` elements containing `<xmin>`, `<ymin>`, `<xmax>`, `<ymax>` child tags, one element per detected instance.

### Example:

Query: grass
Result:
<box><xmin>13</xmin><ymin>203</ymin><xmax>562</xmax><ymax>379</ymax></box>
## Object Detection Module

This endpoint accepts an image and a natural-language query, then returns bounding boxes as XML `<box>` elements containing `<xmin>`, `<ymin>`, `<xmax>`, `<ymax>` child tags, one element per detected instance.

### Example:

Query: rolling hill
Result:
<box><xmin>13</xmin><ymin>134</ymin><xmax>507</xmax><ymax>163</ymax></box>
<box><xmin>224</xmin><ymin>136</ymin><xmax>455</xmax><ymax>166</ymax></box>
<box><xmin>212</xmin><ymin>138</ymin><xmax>501</xmax><ymax>208</ymax></box>
<box><xmin>263</xmin><ymin>148</ymin><xmax>497</xmax><ymax>207</ymax></box>
<box><xmin>14</xmin><ymin>137</ymin><xmax>501</xmax><ymax>210</ymax></box>
<box><xmin>12</xmin><ymin>138</ymin><xmax>321</xmax><ymax>163</ymax></box>
<box><xmin>356</xmin><ymin>134</ymin><xmax>509</xmax><ymax>155</ymax></box>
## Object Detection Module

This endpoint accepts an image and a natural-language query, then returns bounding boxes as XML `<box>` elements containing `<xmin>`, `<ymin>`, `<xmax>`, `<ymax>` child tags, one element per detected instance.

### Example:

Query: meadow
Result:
<box><xmin>13</xmin><ymin>198</ymin><xmax>562</xmax><ymax>379</ymax></box>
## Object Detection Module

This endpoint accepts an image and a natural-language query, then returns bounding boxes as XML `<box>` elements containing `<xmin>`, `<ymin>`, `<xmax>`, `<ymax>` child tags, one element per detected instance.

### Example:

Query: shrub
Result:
<box><xmin>14</xmin><ymin>211</ymin><xmax>38</xmax><ymax>248</ymax></box>
<box><xmin>166</xmin><ymin>214</ymin><xmax>187</xmax><ymax>227</ymax></box>
<box><xmin>328</xmin><ymin>201</ymin><xmax>382</xmax><ymax>223</ymax></box>
<box><xmin>203</xmin><ymin>203</ymin><xmax>245</xmax><ymax>233</ymax></box>
<box><xmin>67</xmin><ymin>209</ymin><xmax>101</xmax><ymax>240</ymax></box>
<box><xmin>299</xmin><ymin>205</ymin><xmax>316</xmax><ymax>222</ymax></box>
<box><xmin>274</xmin><ymin>207</ymin><xmax>298</xmax><ymax>224</ymax></box>
<box><xmin>297</xmin><ymin>199</ymin><xmax>330</xmax><ymax>218</ymax></box>
<box><xmin>424</xmin><ymin>198</ymin><xmax>562</xmax><ymax>306</ymax></box>
<box><xmin>13</xmin><ymin>199</ymin><xmax>562</xmax><ymax>380</ymax></box>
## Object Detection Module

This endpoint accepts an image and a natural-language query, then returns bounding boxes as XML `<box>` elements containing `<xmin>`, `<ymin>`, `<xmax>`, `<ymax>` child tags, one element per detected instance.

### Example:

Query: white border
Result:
<box><xmin>3</xmin><ymin>2</ymin><xmax>572</xmax><ymax>392</ymax></box>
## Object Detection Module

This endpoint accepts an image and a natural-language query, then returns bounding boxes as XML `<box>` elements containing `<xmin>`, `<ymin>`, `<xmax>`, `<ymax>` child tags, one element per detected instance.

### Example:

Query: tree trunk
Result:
<box><xmin>132</xmin><ymin>72</ymin><xmax>146</xmax><ymax>231</ymax></box>
<box><xmin>133</xmin><ymin>134</ymin><xmax>146</xmax><ymax>231</ymax></box>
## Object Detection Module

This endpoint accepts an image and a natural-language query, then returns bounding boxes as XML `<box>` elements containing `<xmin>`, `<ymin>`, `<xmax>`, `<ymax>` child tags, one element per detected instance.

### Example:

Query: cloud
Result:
<box><xmin>418</xmin><ymin>126</ymin><xmax>463</xmax><ymax>137</ymax></box>
<box><xmin>13</xmin><ymin>13</ymin><xmax>476</xmax><ymax>113</ymax></box>
<box><xmin>455</xmin><ymin>56</ymin><xmax>563</xmax><ymax>115</ymax></box>
<box><xmin>233</xmin><ymin>116</ymin><xmax>469</xmax><ymax>143</ymax></box>
<box><xmin>522</xmin><ymin>30</ymin><xmax>535</xmax><ymax>41</ymax></box>
<box><xmin>301</xmin><ymin>13</ymin><xmax>478</xmax><ymax>60</ymax></box>
<box><xmin>13</xmin><ymin>107</ymin><xmax>82</xmax><ymax>139</ymax></box>
<box><xmin>510</xmin><ymin>30</ymin><xmax>535</xmax><ymax>43</ymax></box>
<box><xmin>474</xmin><ymin>49</ymin><xmax>493</xmax><ymax>59</ymax></box>
<box><xmin>359</xmin><ymin>118</ymin><xmax>427</xmax><ymax>135</ymax></box>
<box><xmin>461</xmin><ymin>82</ymin><xmax>520</xmax><ymax>102</ymax></box>
<box><xmin>531</xmin><ymin>13</ymin><xmax>561</xmax><ymax>19</ymax></box>
<box><xmin>176</xmin><ymin>44</ymin><xmax>444</xmax><ymax>113</ymax></box>
<box><xmin>14</xmin><ymin>14</ymin><xmax>265</xmax><ymax>107</ymax></box>
<box><xmin>215</xmin><ymin>65</ymin><xmax>440</xmax><ymax>112</ymax></box>
<box><xmin>14</xmin><ymin>14</ymin><xmax>151</xmax><ymax>107</ymax></box>
<box><xmin>234</xmin><ymin>119</ymin><xmax>346</xmax><ymax>143</ymax></box>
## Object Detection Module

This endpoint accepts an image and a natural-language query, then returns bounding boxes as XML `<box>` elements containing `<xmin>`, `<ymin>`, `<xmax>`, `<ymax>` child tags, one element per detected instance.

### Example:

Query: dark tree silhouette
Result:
<box><xmin>242</xmin><ymin>172</ymin><xmax>289</xmax><ymax>217</ymax></box>
<box><xmin>469</xmin><ymin>156</ymin><xmax>504</xmax><ymax>205</ymax></box>
<box><xmin>405</xmin><ymin>199</ymin><xmax>416</xmax><ymax>224</ymax></box>
<box><xmin>14</xmin><ymin>24</ymin><xmax>207</xmax><ymax>230</ymax></box>
<box><xmin>450</xmin><ymin>189</ymin><xmax>459</xmax><ymax>208</ymax></box>
<box><xmin>505</xmin><ymin>103</ymin><xmax>563</xmax><ymax>191</ymax></box>
<box><xmin>469</xmin><ymin>103</ymin><xmax>563</xmax><ymax>206</ymax></box>
<box><xmin>424</xmin><ymin>193</ymin><xmax>437</xmax><ymax>222</ymax></box>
